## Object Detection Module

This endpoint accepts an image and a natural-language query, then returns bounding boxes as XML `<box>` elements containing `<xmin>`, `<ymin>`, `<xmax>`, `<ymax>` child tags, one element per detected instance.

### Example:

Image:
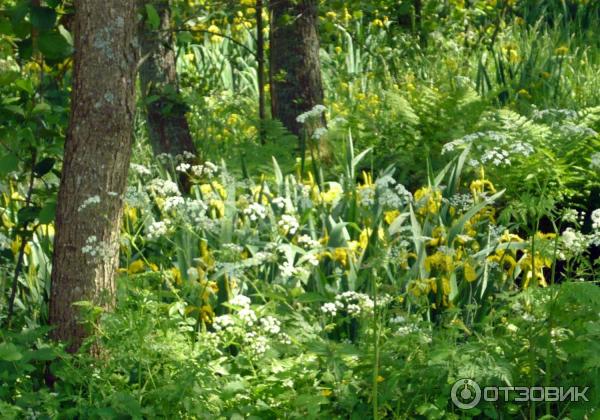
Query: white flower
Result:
<box><xmin>130</xmin><ymin>163</ymin><xmax>152</xmax><ymax>176</ymax></box>
<box><xmin>591</xmin><ymin>152</ymin><xmax>600</xmax><ymax>171</ymax></box>
<box><xmin>213</xmin><ymin>314</ymin><xmax>235</xmax><ymax>331</ymax></box>
<box><xmin>296</xmin><ymin>104</ymin><xmax>326</xmax><ymax>124</ymax></box>
<box><xmin>271</xmin><ymin>196</ymin><xmax>286</xmax><ymax>210</ymax></box>
<box><xmin>260</xmin><ymin>316</ymin><xmax>281</xmax><ymax>335</ymax></box>
<box><xmin>278</xmin><ymin>214</ymin><xmax>299</xmax><ymax>235</ymax></box>
<box><xmin>163</xmin><ymin>196</ymin><xmax>185</xmax><ymax>212</ymax></box>
<box><xmin>238</xmin><ymin>307</ymin><xmax>257</xmax><ymax>326</ymax></box>
<box><xmin>78</xmin><ymin>195</ymin><xmax>101</xmax><ymax>212</ymax></box>
<box><xmin>592</xmin><ymin>209</ymin><xmax>600</xmax><ymax>230</ymax></box>
<box><xmin>321</xmin><ymin>302</ymin><xmax>337</xmax><ymax>316</ymax></box>
<box><xmin>230</xmin><ymin>294</ymin><xmax>251</xmax><ymax>308</ymax></box>
<box><xmin>176</xmin><ymin>163</ymin><xmax>191</xmax><ymax>173</ymax></box>
<box><xmin>243</xmin><ymin>202</ymin><xmax>267</xmax><ymax>221</ymax></box>
<box><xmin>147</xmin><ymin>179</ymin><xmax>180</xmax><ymax>197</ymax></box>
<box><xmin>561</xmin><ymin>227</ymin><xmax>588</xmax><ymax>256</ymax></box>
<box><xmin>298</xmin><ymin>234</ymin><xmax>321</xmax><ymax>249</ymax></box>
<box><xmin>187</xmin><ymin>267</ymin><xmax>199</xmax><ymax>281</ymax></box>
<box><xmin>146</xmin><ymin>220</ymin><xmax>171</xmax><ymax>240</ymax></box>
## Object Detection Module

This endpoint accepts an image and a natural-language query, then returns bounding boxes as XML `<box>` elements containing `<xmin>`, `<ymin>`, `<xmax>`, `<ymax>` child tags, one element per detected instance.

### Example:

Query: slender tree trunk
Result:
<box><xmin>256</xmin><ymin>0</ymin><xmax>266</xmax><ymax>144</ymax></box>
<box><xmin>48</xmin><ymin>0</ymin><xmax>138</xmax><ymax>353</ymax></box>
<box><xmin>138</xmin><ymin>0</ymin><xmax>197</xmax><ymax>159</ymax></box>
<box><xmin>269</xmin><ymin>0</ymin><xmax>325</xmax><ymax>139</ymax></box>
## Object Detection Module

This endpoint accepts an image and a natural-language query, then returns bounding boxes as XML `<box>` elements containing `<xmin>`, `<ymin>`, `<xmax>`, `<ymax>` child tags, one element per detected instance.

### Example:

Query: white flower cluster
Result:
<box><xmin>243</xmin><ymin>202</ymin><xmax>267</xmax><ymax>221</ymax></box>
<box><xmin>271</xmin><ymin>196</ymin><xmax>286</xmax><ymax>210</ymax></box>
<box><xmin>559</xmin><ymin>124</ymin><xmax>597</xmax><ymax>138</ymax></box>
<box><xmin>481</xmin><ymin>148</ymin><xmax>511</xmax><ymax>167</ymax></box>
<box><xmin>296</xmin><ymin>104</ymin><xmax>326</xmax><ymax>124</ymax></box>
<box><xmin>298</xmin><ymin>234</ymin><xmax>321</xmax><ymax>249</ymax></box>
<box><xmin>81</xmin><ymin>235</ymin><xmax>112</xmax><ymax>259</ymax></box>
<box><xmin>278</xmin><ymin>214</ymin><xmax>299</xmax><ymax>235</ymax></box>
<box><xmin>591</xmin><ymin>152</ymin><xmax>600</xmax><ymax>171</ymax></box>
<box><xmin>78</xmin><ymin>195</ymin><xmax>100</xmax><ymax>212</ymax></box>
<box><xmin>147</xmin><ymin>179</ymin><xmax>180</xmax><ymax>197</ymax></box>
<box><xmin>532</xmin><ymin>108</ymin><xmax>578</xmax><ymax>122</ymax></box>
<box><xmin>163</xmin><ymin>196</ymin><xmax>185</xmax><ymax>212</ymax></box>
<box><xmin>321</xmin><ymin>291</ymin><xmax>374</xmax><ymax>318</ymax></box>
<box><xmin>560</xmin><ymin>228</ymin><xmax>588</xmax><ymax>257</ymax></box>
<box><xmin>213</xmin><ymin>314</ymin><xmax>235</xmax><ymax>331</ymax></box>
<box><xmin>561</xmin><ymin>208</ymin><xmax>582</xmax><ymax>224</ymax></box>
<box><xmin>279</xmin><ymin>261</ymin><xmax>307</xmax><ymax>279</ymax></box>
<box><xmin>358</xmin><ymin>186</ymin><xmax>375</xmax><ymax>207</ymax></box>
<box><xmin>447</xmin><ymin>193</ymin><xmax>474</xmax><ymax>213</ymax></box>
<box><xmin>124</xmin><ymin>186</ymin><xmax>150</xmax><ymax>208</ymax></box>
<box><xmin>375</xmin><ymin>176</ymin><xmax>413</xmax><ymax>209</ymax></box>
<box><xmin>130</xmin><ymin>163</ymin><xmax>152</xmax><ymax>176</ymax></box>
<box><xmin>190</xmin><ymin>162</ymin><xmax>218</xmax><ymax>178</ymax></box>
<box><xmin>312</xmin><ymin>127</ymin><xmax>328</xmax><ymax>140</ymax></box>
<box><xmin>146</xmin><ymin>220</ymin><xmax>171</xmax><ymax>240</ymax></box>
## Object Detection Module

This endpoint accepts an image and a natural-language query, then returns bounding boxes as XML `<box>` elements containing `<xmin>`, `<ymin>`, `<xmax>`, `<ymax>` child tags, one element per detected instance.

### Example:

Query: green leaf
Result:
<box><xmin>33</xmin><ymin>157</ymin><xmax>55</xmax><ymax>177</ymax></box>
<box><xmin>38</xmin><ymin>30</ymin><xmax>73</xmax><ymax>59</ymax></box>
<box><xmin>30</xmin><ymin>6</ymin><xmax>57</xmax><ymax>32</ymax></box>
<box><xmin>145</xmin><ymin>4</ymin><xmax>160</xmax><ymax>30</ymax></box>
<box><xmin>57</xmin><ymin>25</ymin><xmax>73</xmax><ymax>46</ymax></box>
<box><xmin>0</xmin><ymin>153</ymin><xmax>19</xmax><ymax>176</ymax></box>
<box><xmin>18</xmin><ymin>206</ymin><xmax>41</xmax><ymax>226</ymax></box>
<box><xmin>26</xmin><ymin>347</ymin><xmax>56</xmax><ymax>361</ymax></box>
<box><xmin>38</xmin><ymin>200</ymin><xmax>57</xmax><ymax>224</ymax></box>
<box><xmin>0</xmin><ymin>343</ymin><xmax>23</xmax><ymax>361</ymax></box>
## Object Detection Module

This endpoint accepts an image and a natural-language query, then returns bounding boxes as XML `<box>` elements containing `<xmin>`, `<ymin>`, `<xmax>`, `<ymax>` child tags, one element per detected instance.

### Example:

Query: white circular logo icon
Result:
<box><xmin>451</xmin><ymin>379</ymin><xmax>481</xmax><ymax>409</ymax></box>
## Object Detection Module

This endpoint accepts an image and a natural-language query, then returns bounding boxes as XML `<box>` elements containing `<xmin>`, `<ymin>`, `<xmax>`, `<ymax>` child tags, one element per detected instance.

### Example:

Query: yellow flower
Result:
<box><xmin>170</xmin><ymin>267</ymin><xmax>182</xmax><ymax>286</ymax></box>
<box><xmin>554</xmin><ymin>46</ymin><xmax>569</xmax><ymax>56</ymax></box>
<box><xmin>376</xmin><ymin>375</ymin><xmax>385</xmax><ymax>383</ymax></box>
<box><xmin>321</xmin><ymin>389</ymin><xmax>333</xmax><ymax>397</ymax></box>
<box><xmin>408</xmin><ymin>277</ymin><xmax>435</xmax><ymax>297</ymax></box>
<box><xmin>127</xmin><ymin>260</ymin><xmax>145</xmax><ymax>274</ymax></box>
<box><xmin>372</xmin><ymin>18</ymin><xmax>384</xmax><ymax>28</ymax></box>
<box><xmin>414</xmin><ymin>187</ymin><xmax>442</xmax><ymax>216</ymax></box>
<box><xmin>319</xmin><ymin>182</ymin><xmax>343</xmax><ymax>205</ymax></box>
<box><xmin>332</xmin><ymin>247</ymin><xmax>348</xmax><ymax>266</ymax></box>
<box><xmin>517</xmin><ymin>89</ymin><xmax>531</xmax><ymax>99</ymax></box>
<box><xmin>424</xmin><ymin>252</ymin><xmax>453</xmax><ymax>273</ymax></box>
<box><xmin>200</xmin><ymin>304</ymin><xmax>214</xmax><ymax>322</ymax></box>
<box><xmin>384</xmin><ymin>210</ymin><xmax>400</xmax><ymax>225</ymax></box>
<box><xmin>463</xmin><ymin>260</ymin><xmax>478</xmax><ymax>282</ymax></box>
<box><xmin>11</xmin><ymin>236</ymin><xmax>31</xmax><ymax>256</ymax></box>
<box><xmin>500</xmin><ymin>230</ymin><xmax>524</xmax><ymax>243</ymax></box>
<box><xmin>518</xmin><ymin>252</ymin><xmax>550</xmax><ymax>288</ymax></box>
<box><xmin>469</xmin><ymin>179</ymin><xmax>496</xmax><ymax>197</ymax></box>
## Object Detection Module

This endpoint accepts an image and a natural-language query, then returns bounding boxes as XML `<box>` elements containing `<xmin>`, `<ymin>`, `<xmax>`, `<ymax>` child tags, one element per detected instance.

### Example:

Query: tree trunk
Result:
<box><xmin>269</xmin><ymin>0</ymin><xmax>325</xmax><ymax>139</ymax></box>
<box><xmin>138</xmin><ymin>0</ymin><xmax>197</xmax><ymax>159</ymax></box>
<box><xmin>48</xmin><ymin>0</ymin><xmax>138</xmax><ymax>353</ymax></box>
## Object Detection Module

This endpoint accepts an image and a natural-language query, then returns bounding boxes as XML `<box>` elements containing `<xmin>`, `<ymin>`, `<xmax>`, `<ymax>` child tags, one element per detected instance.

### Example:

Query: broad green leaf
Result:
<box><xmin>145</xmin><ymin>4</ymin><xmax>160</xmax><ymax>30</ymax></box>
<box><xmin>30</xmin><ymin>6</ymin><xmax>56</xmax><ymax>32</ymax></box>
<box><xmin>0</xmin><ymin>153</ymin><xmax>19</xmax><ymax>176</ymax></box>
<box><xmin>33</xmin><ymin>157</ymin><xmax>55</xmax><ymax>177</ymax></box>
<box><xmin>38</xmin><ymin>31</ymin><xmax>73</xmax><ymax>59</ymax></box>
<box><xmin>38</xmin><ymin>200</ymin><xmax>57</xmax><ymax>224</ymax></box>
<box><xmin>0</xmin><ymin>343</ymin><xmax>22</xmax><ymax>361</ymax></box>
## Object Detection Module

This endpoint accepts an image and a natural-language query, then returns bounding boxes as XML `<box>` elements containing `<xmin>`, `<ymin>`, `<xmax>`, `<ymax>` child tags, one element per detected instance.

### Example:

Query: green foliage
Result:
<box><xmin>1</xmin><ymin>0</ymin><xmax>600</xmax><ymax>418</ymax></box>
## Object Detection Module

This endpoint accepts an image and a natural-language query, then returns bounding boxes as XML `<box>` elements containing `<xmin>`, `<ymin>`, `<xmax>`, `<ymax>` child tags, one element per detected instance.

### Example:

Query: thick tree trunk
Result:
<box><xmin>138</xmin><ymin>0</ymin><xmax>197</xmax><ymax>159</ymax></box>
<box><xmin>269</xmin><ymin>0</ymin><xmax>325</xmax><ymax>139</ymax></box>
<box><xmin>48</xmin><ymin>0</ymin><xmax>138</xmax><ymax>352</ymax></box>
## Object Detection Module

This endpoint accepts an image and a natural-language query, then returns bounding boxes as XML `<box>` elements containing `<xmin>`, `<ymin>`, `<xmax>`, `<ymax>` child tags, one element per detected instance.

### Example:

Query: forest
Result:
<box><xmin>0</xmin><ymin>0</ymin><xmax>599</xmax><ymax>418</ymax></box>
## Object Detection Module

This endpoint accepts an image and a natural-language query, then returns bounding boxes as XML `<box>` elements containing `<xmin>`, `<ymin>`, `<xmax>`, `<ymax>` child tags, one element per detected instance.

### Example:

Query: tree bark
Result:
<box><xmin>269</xmin><ymin>0</ymin><xmax>325</xmax><ymax>139</ymax></box>
<box><xmin>48</xmin><ymin>0</ymin><xmax>138</xmax><ymax>353</ymax></box>
<box><xmin>138</xmin><ymin>0</ymin><xmax>197</xmax><ymax>159</ymax></box>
